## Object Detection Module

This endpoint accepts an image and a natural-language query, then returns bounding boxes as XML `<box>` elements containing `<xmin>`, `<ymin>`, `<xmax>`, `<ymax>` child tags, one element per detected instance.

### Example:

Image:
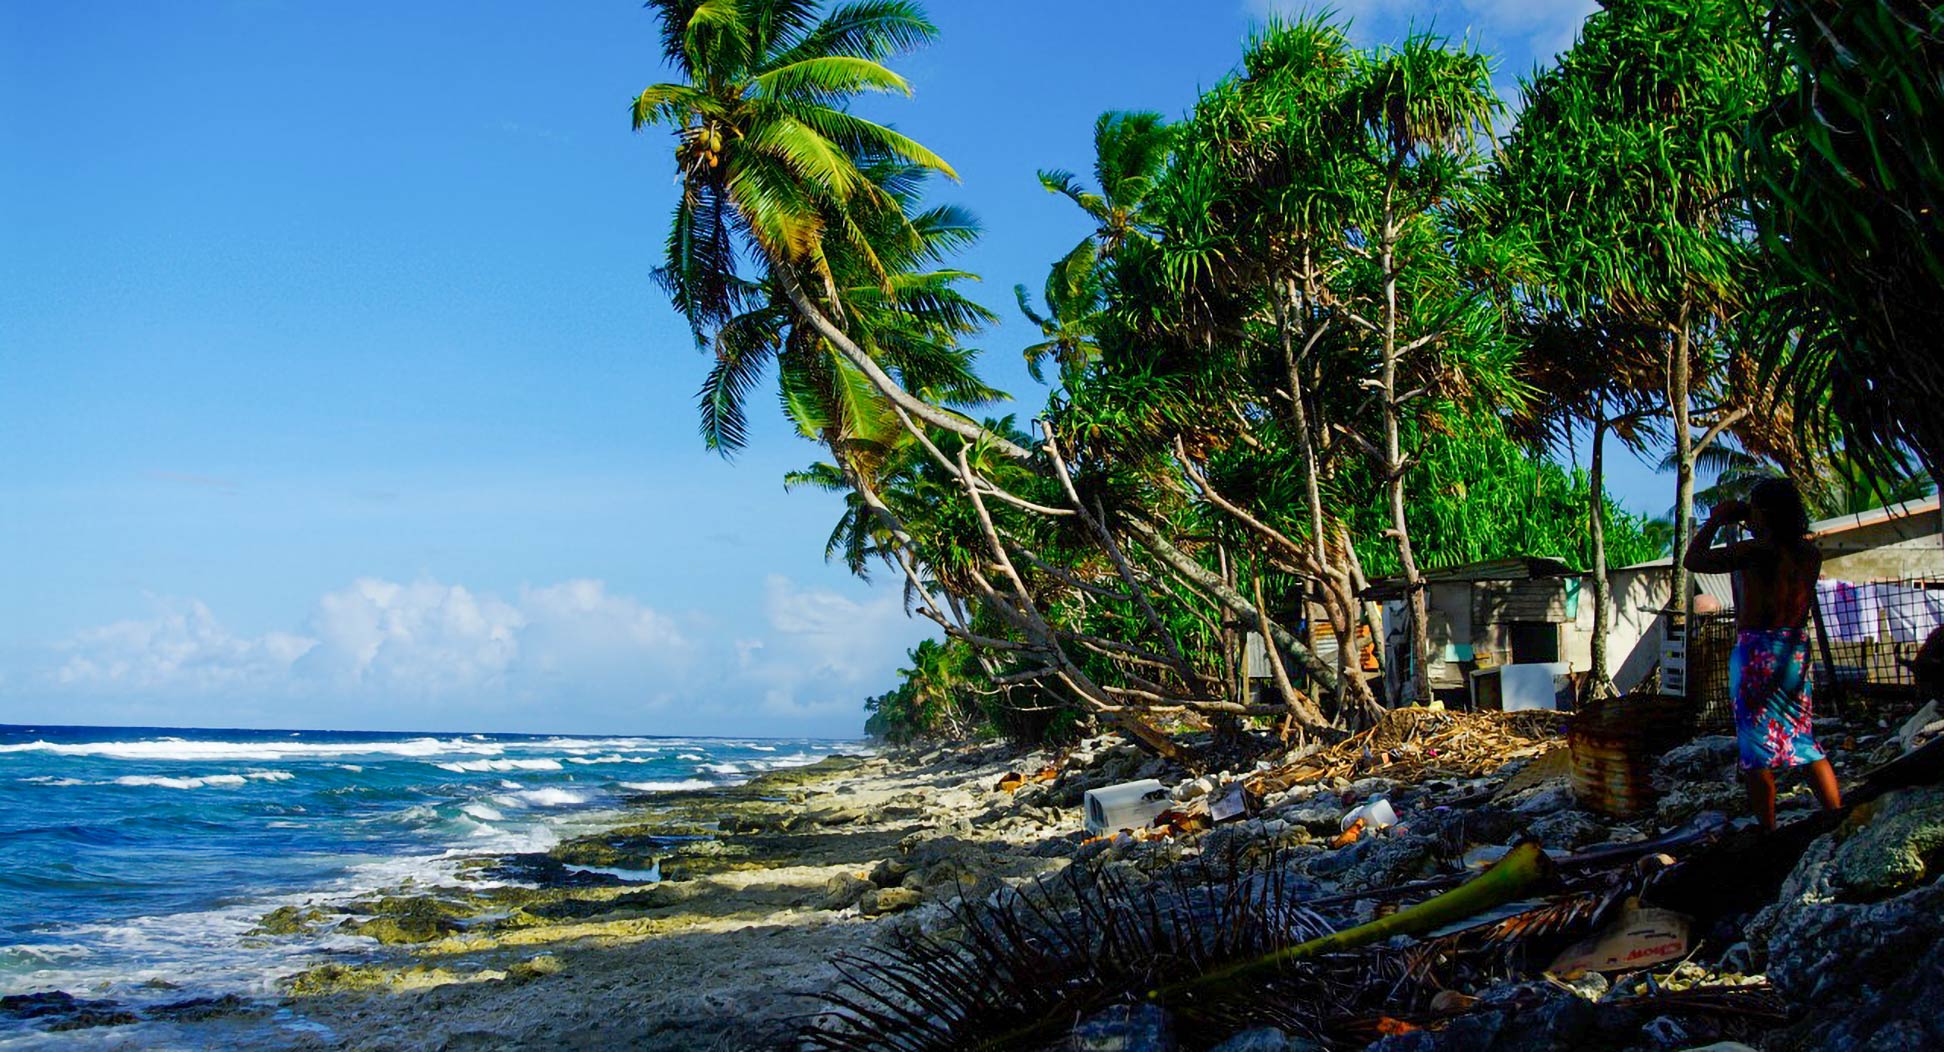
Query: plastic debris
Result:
<box><xmin>1083</xmin><ymin>779</ymin><xmax>1170</xmax><ymax>836</ymax></box>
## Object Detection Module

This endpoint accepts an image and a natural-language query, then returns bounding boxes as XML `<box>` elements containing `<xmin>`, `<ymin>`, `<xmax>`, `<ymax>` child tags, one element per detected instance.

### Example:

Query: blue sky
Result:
<box><xmin>1</xmin><ymin>0</ymin><xmax>1644</xmax><ymax>737</ymax></box>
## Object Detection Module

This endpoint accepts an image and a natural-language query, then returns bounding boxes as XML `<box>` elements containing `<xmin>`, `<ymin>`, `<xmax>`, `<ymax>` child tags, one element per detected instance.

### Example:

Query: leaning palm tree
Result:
<box><xmin>696</xmin><ymin>162</ymin><xmax>1000</xmax><ymax>456</ymax></box>
<box><xmin>633</xmin><ymin>0</ymin><xmax>1030</xmax><ymax>459</ymax></box>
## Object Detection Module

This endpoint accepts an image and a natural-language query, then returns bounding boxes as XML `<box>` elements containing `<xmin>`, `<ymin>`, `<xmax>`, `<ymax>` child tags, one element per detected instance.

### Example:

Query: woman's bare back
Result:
<box><xmin>1734</xmin><ymin>537</ymin><xmax>1821</xmax><ymax>632</ymax></box>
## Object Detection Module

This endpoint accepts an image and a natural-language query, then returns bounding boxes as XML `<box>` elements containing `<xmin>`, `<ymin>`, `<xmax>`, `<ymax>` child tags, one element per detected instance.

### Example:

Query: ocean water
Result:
<box><xmin>0</xmin><ymin>724</ymin><xmax>850</xmax><ymax>1029</ymax></box>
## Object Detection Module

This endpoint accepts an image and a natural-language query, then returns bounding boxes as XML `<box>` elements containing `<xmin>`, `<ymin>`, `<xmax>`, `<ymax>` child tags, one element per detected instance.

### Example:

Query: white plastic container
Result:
<box><xmin>1084</xmin><ymin>779</ymin><xmax>1170</xmax><ymax>836</ymax></box>
<box><xmin>1339</xmin><ymin>797</ymin><xmax>1398</xmax><ymax>832</ymax></box>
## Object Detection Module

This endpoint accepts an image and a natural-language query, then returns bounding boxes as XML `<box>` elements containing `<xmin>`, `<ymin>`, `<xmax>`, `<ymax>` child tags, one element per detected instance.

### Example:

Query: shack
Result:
<box><xmin>1342</xmin><ymin>499</ymin><xmax>1942</xmax><ymax>713</ymax></box>
<box><xmin>1364</xmin><ymin>558</ymin><xmax>1675</xmax><ymax>710</ymax></box>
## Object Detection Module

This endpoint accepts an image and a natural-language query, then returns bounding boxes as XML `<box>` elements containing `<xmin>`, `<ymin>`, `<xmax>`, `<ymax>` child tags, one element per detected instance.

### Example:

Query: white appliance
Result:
<box><xmin>1083</xmin><ymin>779</ymin><xmax>1169</xmax><ymax>836</ymax></box>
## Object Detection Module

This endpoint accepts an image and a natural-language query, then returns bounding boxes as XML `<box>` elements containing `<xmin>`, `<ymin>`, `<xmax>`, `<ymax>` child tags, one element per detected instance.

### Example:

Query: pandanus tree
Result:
<box><xmin>1102</xmin><ymin>18</ymin><xmax>1395</xmax><ymax>719</ymax></box>
<box><xmin>1748</xmin><ymin>0</ymin><xmax>1944</xmax><ymax>483</ymax></box>
<box><xmin>1489</xmin><ymin>0</ymin><xmax>1767</xmax><ymax>632</ymax></box>
<box><xmin>1337</xmin><ymin>34</ymin><xmax>1505</xmax><ymax>705</ymax></box>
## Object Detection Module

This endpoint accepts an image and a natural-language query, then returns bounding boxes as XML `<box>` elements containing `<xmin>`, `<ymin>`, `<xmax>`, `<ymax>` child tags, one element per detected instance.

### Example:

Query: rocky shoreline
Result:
<box><xmin>6</xmin><ymin>708</ymin><xmax>1942</xmax><ymax>1051</ymax></box>
<box><xmin>0</xmin><ymin>746</ymin><xmax>1113</xmax><ymax>1050</ymax></box>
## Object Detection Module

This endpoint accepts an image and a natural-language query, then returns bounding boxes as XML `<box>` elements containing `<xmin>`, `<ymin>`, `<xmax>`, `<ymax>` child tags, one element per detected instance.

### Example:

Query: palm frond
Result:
<box><xmin>751</xmin><ymin>55</ymin><xmax>912</xmax><ymax>102</ymax></box>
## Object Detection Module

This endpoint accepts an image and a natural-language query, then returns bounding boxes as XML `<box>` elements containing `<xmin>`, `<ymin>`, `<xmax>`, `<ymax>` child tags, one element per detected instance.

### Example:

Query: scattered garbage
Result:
<box><xmin>1083</xmin><ymin>779</ymin><xmax>1170</xmax><ymax>836</ymax></box>
<box><xmin>1207</xmin><ymin>781</ymin><xmax>1248</xmax><ymax>823</ymax></box>
<box><xmin>821</xmin><ymin>662</ymin><xmax>1944</xmax><ymax>1051</ymax></box>
<box><xmin>1896</xmin><ymin>699</ymin><xmax>1943</xmax><ymax>754</ymax></box>
<box><xmin>1339</xmin><ymin>797</ymin><xmax>1397</xmax><ymax>833</ymax></box>
<box><xmin>1549</xmin><ymin>897</ymin><xmax>1693</xmax><ymax>974</ymax></box>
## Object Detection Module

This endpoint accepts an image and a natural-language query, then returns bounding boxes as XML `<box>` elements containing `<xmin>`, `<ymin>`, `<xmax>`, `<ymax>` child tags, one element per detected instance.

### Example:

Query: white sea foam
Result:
<box><xmin>749</xmin><ymin>745</ymin><xmax>777</xmax><ymax>752</ymax></box>
<box><xmin>531</xmin><ymin>736</ymin><xmax>661</xmax><ymax>753</ymax></box>
<box><xmin>246</xmin><ymin>770</ymin><xmax>294</xmax><ymax>782</ymax></box>
<box><xmin>0</xmin><ymin>736</ymin><xmax>504</xmax><ymax>763</ymax></box>
<box><xmin>698</xmin><ymin>763</ymin><xmax>743</xmax><ymax>776</ymax></box>
<box><xmin>18</xmin><ymin>775</ymin><xmax>87</xmax><ymax>786</ymax></box>
<box><xmin>380</xmin><ymin>804</ymin><xmax>441</xmax><ymax>825</ymax></box>
<box><xmin>460</xmin><ymin>803</ymin><xmax>506</xmax><ymax>822</ymax></box>
<box><xmin>112</xmin><ymin>774</ymin><xmax>248</xmax><ymax>790</ymax></box>
<box><xmin>676</xmin><ymin>753</ymin><xmax>705</xmax><ymax>761</ymax></box>
<box><xmin>498</xmin><ymin>788</ymin><xmax>586</xmax><ymax>807</ymax></box>
<box><xmin>433</xmin><ymin>758</ymin><xmax>563</xmax><ymax>773</ymax></box>
<box><xmin>756</xmin><ymin>751</ymin><xmax>834</xmax><ymax>770</ymax></box>
<box><xmin>619</xmin><ymin>779</ymin><xmax>713</xmax><ymax>792</ymax></box>
<box><xmin>564</xmin><ymin>862</ymin><xmax>661</xmax><ymax>883</ymax></box>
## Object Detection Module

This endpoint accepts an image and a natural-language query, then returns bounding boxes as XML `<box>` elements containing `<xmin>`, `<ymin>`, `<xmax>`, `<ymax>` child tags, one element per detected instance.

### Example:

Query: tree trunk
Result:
<box><xmin>1588</xmin><ymin>409</ymin><xmax>1615</xmax><ymax>699</ymax></box>
<box><xmin>1123</xmin><ymin>517</ymin><xmax>1346</xmax><ymax>703</ymax></box>
<box><xmin>1380</xmin><ymin>203</ymin><xmax>1432</xmax><ymax>707</ymax></box>
<box><xmin>1277</xmin><ymin>280</ymin><xmax>1329</xmax><ymax>568</ymax></box>
<box><xmin>1254</xmin><ymin>572</ymin><xmax>1332</xmax><ymax>730</ymax></box>
<box><xmin>773</xmin><ymin>263</ymin><xmax>1035</xmax><ymax>462</ymax></box>
<box><xmin>1669</xmin><ymin>305</ymin><xmax>1696</xmax><ymax>637</ymax></box>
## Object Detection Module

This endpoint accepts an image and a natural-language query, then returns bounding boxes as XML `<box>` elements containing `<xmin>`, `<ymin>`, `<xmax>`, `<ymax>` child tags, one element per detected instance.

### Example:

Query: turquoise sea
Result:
<box><xmin>0</xmin><ymin>724</ymin><xmax>851</xmax><ymax>1043</ymax></box>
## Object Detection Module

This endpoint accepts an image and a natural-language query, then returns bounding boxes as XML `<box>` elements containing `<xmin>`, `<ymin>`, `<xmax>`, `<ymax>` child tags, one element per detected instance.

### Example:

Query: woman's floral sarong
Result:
<box><xmin>1729</xmin><ymin>627</ymin><xmax>1825</xmax><ymax>771</ymax></box>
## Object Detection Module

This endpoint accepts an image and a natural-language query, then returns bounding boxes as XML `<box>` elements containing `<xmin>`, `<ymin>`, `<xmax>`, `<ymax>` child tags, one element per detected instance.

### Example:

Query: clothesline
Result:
<box><xmin>1815</xmin><ymin>579</ymin><xmax>1944</xmax><ymax>643</ymax></box>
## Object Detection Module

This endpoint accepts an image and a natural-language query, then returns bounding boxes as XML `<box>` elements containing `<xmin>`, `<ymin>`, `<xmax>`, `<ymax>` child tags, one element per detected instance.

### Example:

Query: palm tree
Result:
<box><xmin>633</xmin><ymin>0</ymin><xmax>1030</xmax><ymax>460</ymax></box>
<box><xmin>1014</xmin><ymin>241</ymin><xmax>1105</xmax><ymax>385</ymax></box>
<box><xmin>1671</xmin><ymin>444</ymin><xmax>1936</xmax><ymax>522</ymax></box>
<box><xmin>696</xmin><ymin>163</ymin><xmax>1001</xmax><ymax>456</ymax></box>
<box><xmin>1038</xmin><ymin>111</ymin><xmax>1174</xmax><ymax>258</ymax></box>
<box><xmin>1012</xmin><ymin>111</ymin><xmax>1173</xmax><ymax>387</ymax></box>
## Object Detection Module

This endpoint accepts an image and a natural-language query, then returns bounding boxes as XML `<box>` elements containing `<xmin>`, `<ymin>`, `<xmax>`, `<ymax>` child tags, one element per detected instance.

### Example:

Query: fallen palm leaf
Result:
<box><xmin>1152</xmin><ymin>840</ymin><xmax>1555</xmax><ymax>999</ymax></box>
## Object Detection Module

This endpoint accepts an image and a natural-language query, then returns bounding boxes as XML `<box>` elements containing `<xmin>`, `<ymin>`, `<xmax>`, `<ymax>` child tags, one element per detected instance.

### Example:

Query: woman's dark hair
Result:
<box><xmin>1750</xmin><ymin>477</ymin><xmax>1813</xmax><ymax>538</ymax></box>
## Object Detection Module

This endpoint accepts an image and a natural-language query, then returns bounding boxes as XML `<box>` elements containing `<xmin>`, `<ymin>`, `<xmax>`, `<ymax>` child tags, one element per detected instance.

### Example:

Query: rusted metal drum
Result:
<box><xmin>1568</xmin><ymin>693</ymin><xmax>1691</xmax><ymax>817</ymax></box>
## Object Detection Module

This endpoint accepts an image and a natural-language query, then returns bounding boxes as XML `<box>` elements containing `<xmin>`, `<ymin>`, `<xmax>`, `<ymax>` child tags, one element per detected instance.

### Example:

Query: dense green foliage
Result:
<box><xmin>1748</xmin><ymin>0</ymin><xmax>1944</xmax><ymax>482</ymax></box>
<box><xmin>634</xmin><ymin>1</ymin><xmax>1937</xmax><ymax>753</ymax></box>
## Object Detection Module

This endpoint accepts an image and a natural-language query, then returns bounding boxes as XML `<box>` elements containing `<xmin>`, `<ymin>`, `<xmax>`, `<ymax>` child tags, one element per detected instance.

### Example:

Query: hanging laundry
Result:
<box><xmin>1875</xmin><ymin>583</ymin><xmax>1944</xmax><ymax>643</ymax></box>
<box><xmin>1815</xmin><ymin>580</ymin><xmax>1881</xmax><ymax>642</ymax></box>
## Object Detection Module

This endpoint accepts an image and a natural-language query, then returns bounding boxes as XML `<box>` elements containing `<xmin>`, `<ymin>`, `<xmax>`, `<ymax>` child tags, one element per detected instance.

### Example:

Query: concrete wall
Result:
<box><xmin>1822</xmin><ymin>507</ymin><xmax>1944</xmax><ymax>581</ymax></box>
<box><xmin>1604</xmin><ymin>567</ymin><xmax>1676</xmax><ymax>694</ymax></box>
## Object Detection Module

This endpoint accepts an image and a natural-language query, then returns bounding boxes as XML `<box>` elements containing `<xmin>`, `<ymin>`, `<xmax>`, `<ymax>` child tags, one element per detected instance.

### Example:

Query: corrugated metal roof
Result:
<box><xmin>1362</xmin><ymin>557</ymin><xmax>1577</xmax><ymax>599</ymax></box>
<box><xmin>1809</xmin><ymin>496</ymin><xmax>1940</xmax><ymax>539</ymax></box>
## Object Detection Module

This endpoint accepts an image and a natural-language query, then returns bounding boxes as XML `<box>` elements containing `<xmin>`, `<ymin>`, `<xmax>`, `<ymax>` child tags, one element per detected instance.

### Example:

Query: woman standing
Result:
<box><xmin>1684</xmin><ymin>478</ymin><xmax>1842</xmax><ymax>830</ymax></box>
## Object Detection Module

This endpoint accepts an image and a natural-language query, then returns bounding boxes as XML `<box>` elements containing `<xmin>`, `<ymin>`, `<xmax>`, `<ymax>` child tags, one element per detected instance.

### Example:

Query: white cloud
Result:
<box><xmin>735</xmin><ymin>575</ymin><xmax>933</xmax><ymax>719</ymax></box>
<box><xmin>55</xmin><ymin>598</ymin><xmax>314</xmax><ymax>692</ymax></box>
<box><xmin>23</xmin><ymin>574</ymin><xmax>927</xmax><ymax>736</ymax></box>
<box><xmin>299</xmin><ymin>579</ymin><xmax>524</xmax><ymax>692</ymax></box>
